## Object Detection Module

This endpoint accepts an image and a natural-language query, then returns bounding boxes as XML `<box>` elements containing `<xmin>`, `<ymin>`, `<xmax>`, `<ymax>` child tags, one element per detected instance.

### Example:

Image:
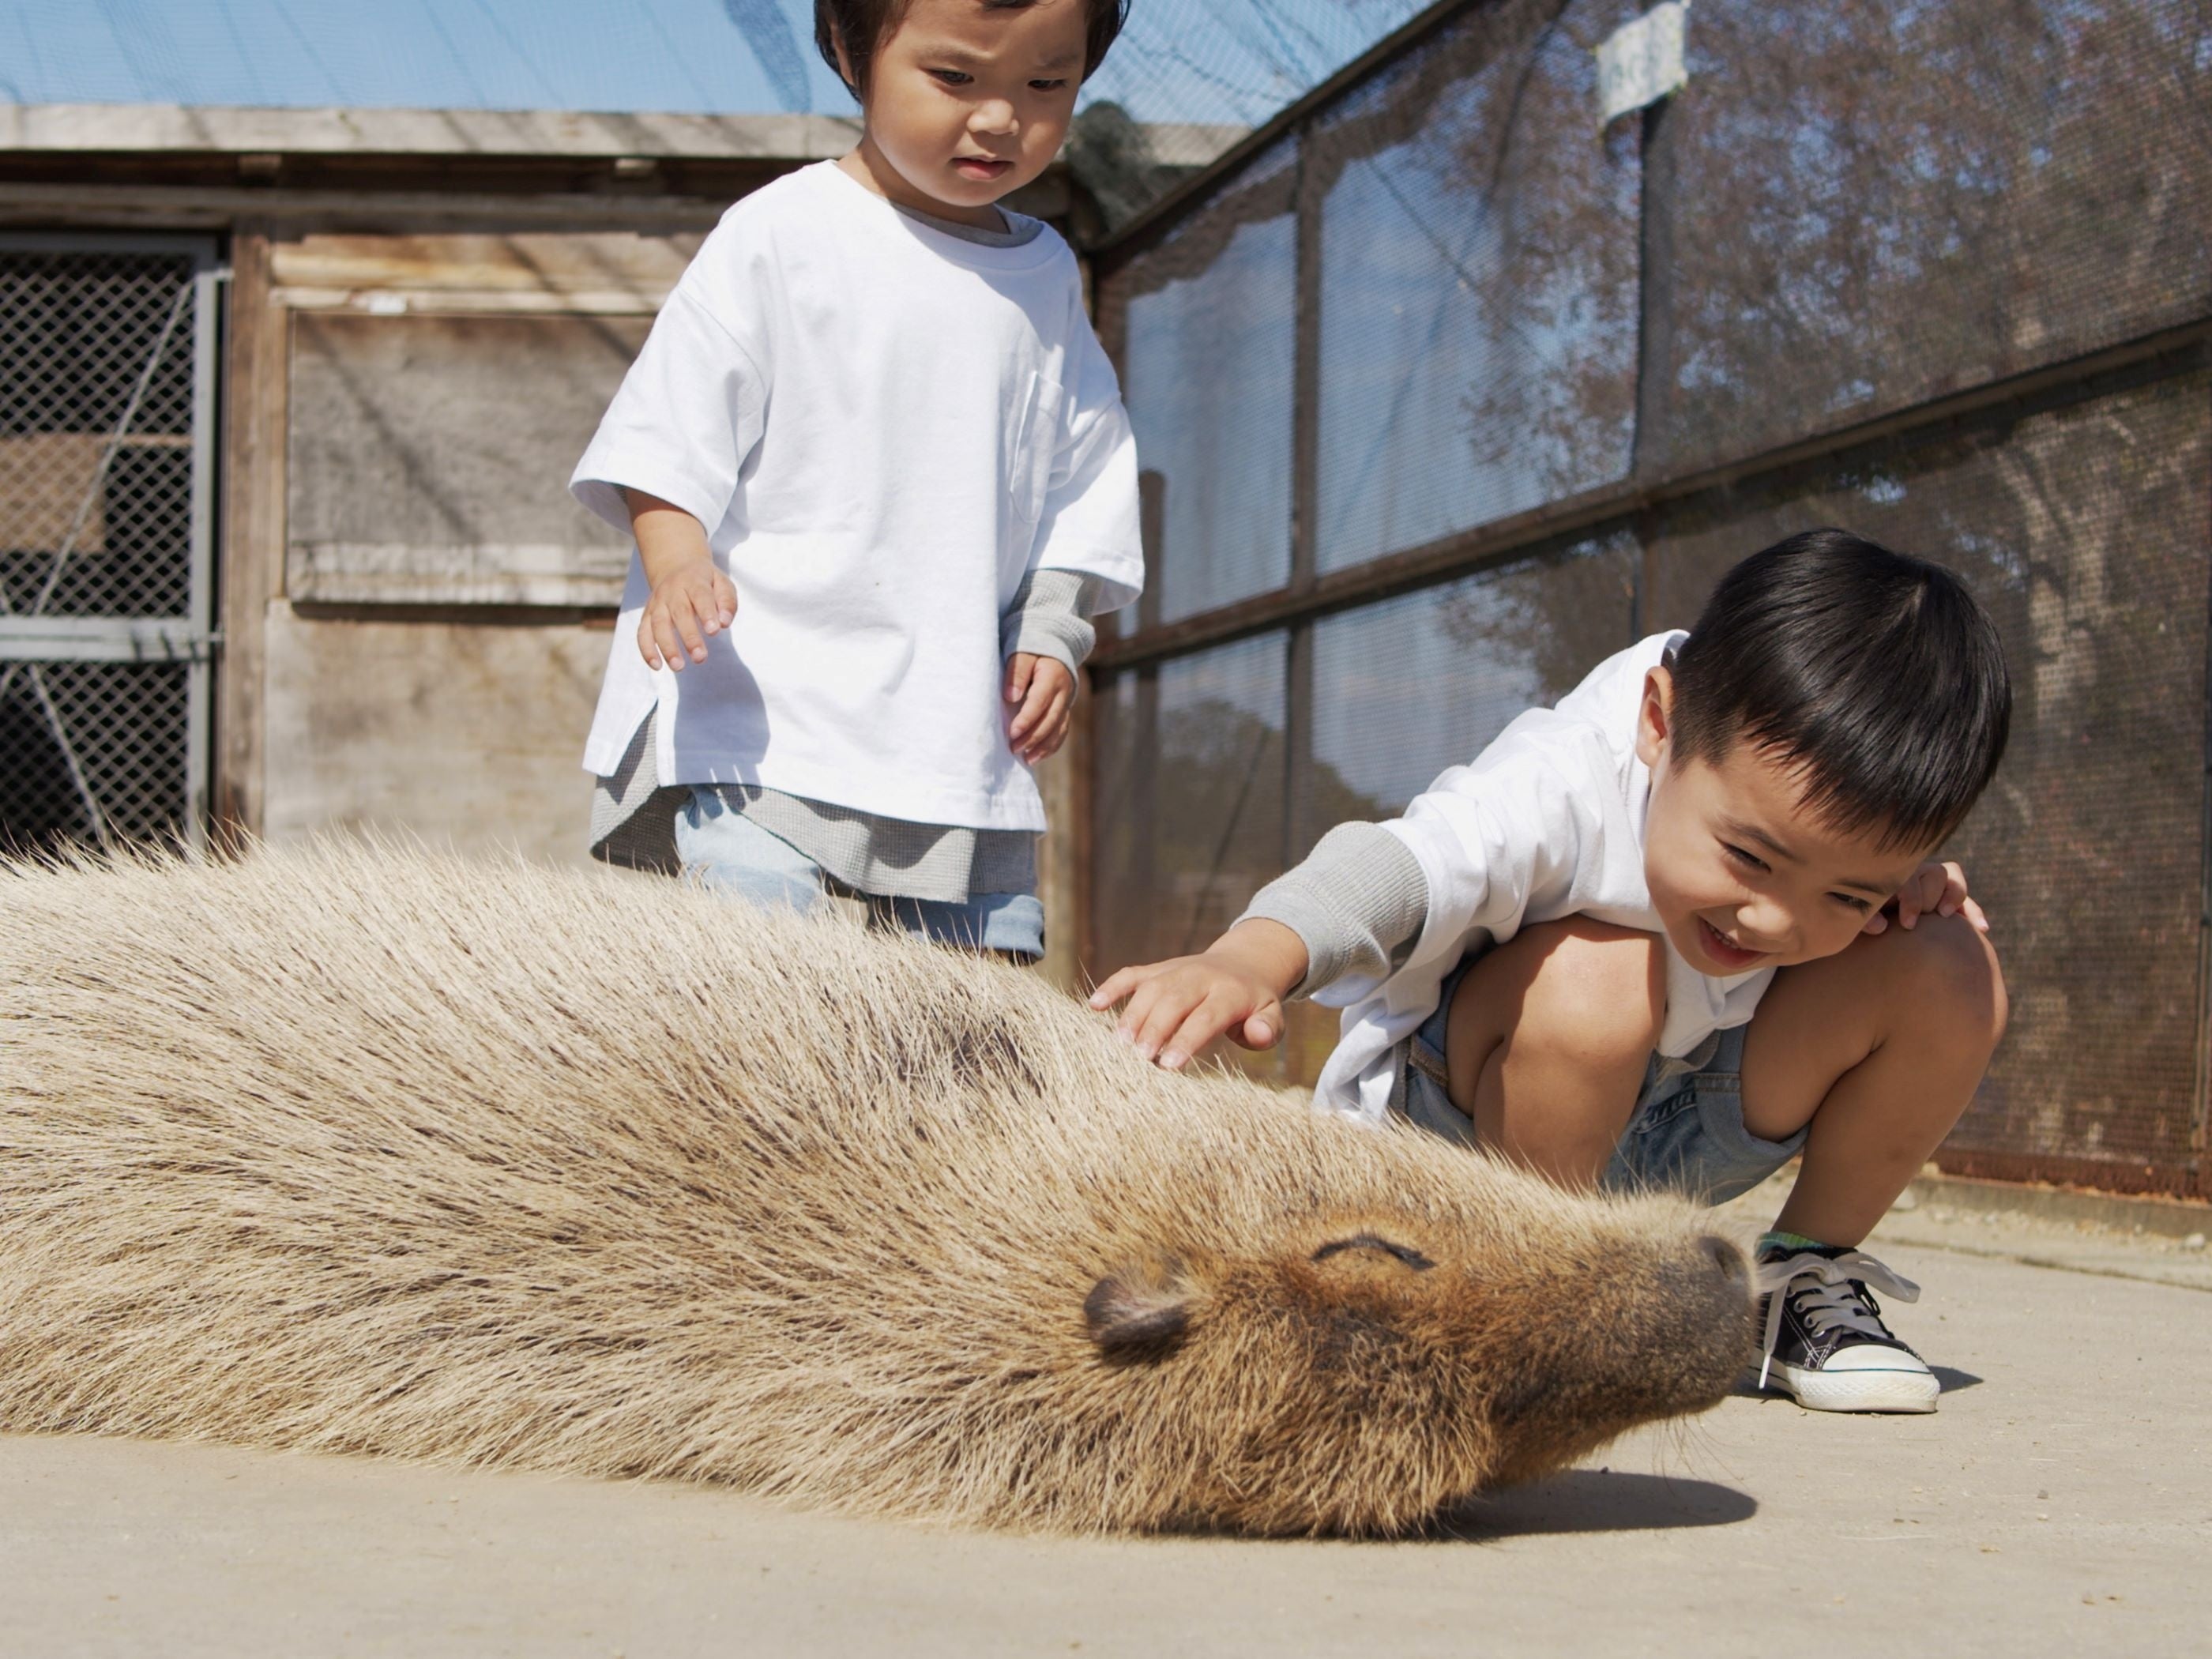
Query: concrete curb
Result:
<box><xmin>1907</xmin><ymin>1172</ymin><xmax>2210</xmax><ymax>1241</ymax></box>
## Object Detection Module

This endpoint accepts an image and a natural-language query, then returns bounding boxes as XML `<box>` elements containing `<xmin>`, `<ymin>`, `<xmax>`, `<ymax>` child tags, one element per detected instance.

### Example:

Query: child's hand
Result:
<box><xmin>1088</xmin><ymin>920</ymin><xmax>1308</xmax><ymax>1071</ymax></box>
<box><xmin>625</xmin><ymin>487</ymin><xmax>735</xmax><ymax>672</ymax></box>
<box><xmin>1005</xmin><ymin>653</ymin><xmax>1075</xmax><ymax>764</ymax></box>
<box><xmin>1863</xmin><ymin>859</ymin><xmax>1988</xmax><ymax>935</ymax></box>
<box><xmin>640</xmin><ymin>560</ymin><xmax>739</xmax><ymax>671</ymax></box>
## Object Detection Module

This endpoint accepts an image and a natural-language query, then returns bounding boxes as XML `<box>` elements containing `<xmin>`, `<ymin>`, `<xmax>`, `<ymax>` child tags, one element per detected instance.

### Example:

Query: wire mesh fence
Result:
<box><xmin>1643</xmin><ymin>368</ymin><xmax>2212</xmax><ymax>1193</ymax></box>
<box><xmin>1089</xmin><ymin>0</ymin><xmax>2212</xmax><ymax>1195</ymax></box>
<box><xmin>1095</xmin><ymin>143</ymin><xmax>1301</xmax><ymax>629</ymax></box>
<box><xmin>1308</xmin><ymin>0</ymin><xmax>1639</xmax><ymax>570</ymax></box>
<box><xmin>0</xmin><ymin>240</ymin><xmax>216</xmax><ymax>855</ymax></box>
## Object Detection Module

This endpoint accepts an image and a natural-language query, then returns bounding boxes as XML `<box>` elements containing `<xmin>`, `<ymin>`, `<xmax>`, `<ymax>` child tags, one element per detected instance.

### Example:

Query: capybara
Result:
<box><xmin>0</xmin><ymin>841</ymin><xmax>1753</xmax><ymax>1535</ymax></box>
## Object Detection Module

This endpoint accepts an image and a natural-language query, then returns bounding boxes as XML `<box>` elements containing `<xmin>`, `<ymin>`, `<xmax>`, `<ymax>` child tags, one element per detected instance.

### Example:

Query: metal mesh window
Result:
<box><xmin>1646</xmin><ymin>0</ymin><xmax>2212</xmax><ymax>476</ymax></box>
<box><xmin>2</xmin><ymin>660</ymin><xmax>192</xmax><ymax>849</ymax></box>
<box><xmin>0</xmin><ymin>241</ymin><xmax>216</xmax><ymax>854</ymax></box>
<box><xmin>1098</xmin><ymin>147</ymin><xmax>1298</xmax><ymax>625</ymax></box>
<box><xmin>1304</xmin><ymin>534</ymin><xmax>1638</xmax><ymax>840</ymax></box>
<box><xmin>1085</xmin><ymin>1</ymin><xmax>2212</xmax><ymax>1191</ymax></box>
<box><xmin>1312</xmin><ymin>0</ymin><xmax>1641</xmax><ymax>571</ymax></box>
<box><xmin>1093</xmin><ymin>629</ymin><xmax>1324</xmax><ymax>1080</ymax></box>
<box><xmin>1</xmin><ymin>250</ymin><xmax>198</xmax><ymax>620</ymax></box>
<box><xmin>1646</xmin><ymin>371</ymin><xmax>2212</xmax><ymax>1192</ymax></box>
<box><xmin>1093</xmin><ymin>630</ymin><xmax>1288</xmax><ymax>970</ymax></box>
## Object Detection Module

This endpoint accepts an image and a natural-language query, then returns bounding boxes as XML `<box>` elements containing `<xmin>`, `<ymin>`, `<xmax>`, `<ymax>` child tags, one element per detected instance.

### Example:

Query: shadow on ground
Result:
<box><xmin>1433</xmin><ymin>1469</ymin><xmax>1756</xmax><ymax>1539</ymax></box>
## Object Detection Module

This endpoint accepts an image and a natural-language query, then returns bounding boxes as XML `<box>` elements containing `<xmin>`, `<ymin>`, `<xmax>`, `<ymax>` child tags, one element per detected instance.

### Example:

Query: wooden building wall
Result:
<box><xmin>220</xmin><ymin>225</ymin><xmax>695</xmax><ymax>870</ymax></box>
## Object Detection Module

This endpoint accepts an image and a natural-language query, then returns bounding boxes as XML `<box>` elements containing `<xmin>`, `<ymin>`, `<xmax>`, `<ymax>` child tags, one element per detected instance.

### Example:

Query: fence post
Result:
<box><xmin>2195</xmin><ymin>453</ymin><xmax>2212</xmax><ymax>1198</ymax></box>
<box><xmin>1285</xmin><ymin>130</ymin><xmax>1323</xmax><ymax>867</ymax></box>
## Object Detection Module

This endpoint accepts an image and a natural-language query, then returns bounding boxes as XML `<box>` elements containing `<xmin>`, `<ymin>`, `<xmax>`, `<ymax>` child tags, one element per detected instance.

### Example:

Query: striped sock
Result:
<box><xmin>1757</xmin><ymin>1229</ymin><xmax>1829</xmax><ymax>1258</ymax></box>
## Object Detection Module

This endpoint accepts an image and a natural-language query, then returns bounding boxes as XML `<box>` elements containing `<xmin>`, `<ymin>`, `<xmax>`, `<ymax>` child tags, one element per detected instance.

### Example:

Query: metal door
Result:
<box><xmin>0</xmin><ymin>234</ymin><xmax>221</xmax><ymax>853</ymax></box>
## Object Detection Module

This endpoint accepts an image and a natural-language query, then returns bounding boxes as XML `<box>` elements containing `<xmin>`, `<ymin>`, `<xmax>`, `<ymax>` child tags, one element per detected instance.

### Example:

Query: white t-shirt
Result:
<box><xmin>1312</xmin><ymin>632</ymin><xmax>1778</xmax><ymax>1123</ymax></box>
<box><xmin>572</xmin><ymin>160</ymin><xmax>1144</xmax><ymax>831</ymax></box>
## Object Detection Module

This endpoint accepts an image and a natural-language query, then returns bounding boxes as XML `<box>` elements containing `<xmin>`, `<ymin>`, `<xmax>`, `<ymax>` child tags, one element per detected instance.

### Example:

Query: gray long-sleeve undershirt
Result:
<box><xmin>1236</xmin><ymin>821</ymin><xmax>1431</xmax><ymax>997</ymax></box>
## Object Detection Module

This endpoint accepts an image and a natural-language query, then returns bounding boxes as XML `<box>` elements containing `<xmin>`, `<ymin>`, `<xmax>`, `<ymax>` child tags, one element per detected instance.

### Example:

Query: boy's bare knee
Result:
<box><xmin>1494</xmin><ymin>917</ymin><xmax>1666</xmax><ymax>1063</ymax></box>
<box><xmin>1883</xmin><ymin>912</ymin><xmax>2008</xmax><ymax>1048</ymax></box>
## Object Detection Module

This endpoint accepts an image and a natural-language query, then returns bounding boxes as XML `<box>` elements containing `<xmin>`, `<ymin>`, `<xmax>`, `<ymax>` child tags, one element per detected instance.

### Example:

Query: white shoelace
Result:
<box><xmin>1754</xmin><ymin>1249</ymin><xmax>1921</xmax><ymax>1390</ymax></box>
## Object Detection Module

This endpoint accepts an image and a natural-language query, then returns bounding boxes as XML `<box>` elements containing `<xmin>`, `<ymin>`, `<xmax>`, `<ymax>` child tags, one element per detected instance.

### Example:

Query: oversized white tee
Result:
<box><xmin>573</xmin><ymin>160</ymin><xmax>1144</xmax><ymax>830</ymax></box>
<box><xmin>1311</xmin><ymin>632</ymin><xmax>1778</xmax><ymax>1123</ymax></box>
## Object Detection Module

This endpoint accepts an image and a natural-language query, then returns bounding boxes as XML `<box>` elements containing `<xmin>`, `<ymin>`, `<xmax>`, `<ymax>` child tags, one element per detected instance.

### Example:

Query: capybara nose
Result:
<box><xmin>1699</xmin><ymin>1234</ymin><xmax>1748</xmax><ymax>1285</ymax></box>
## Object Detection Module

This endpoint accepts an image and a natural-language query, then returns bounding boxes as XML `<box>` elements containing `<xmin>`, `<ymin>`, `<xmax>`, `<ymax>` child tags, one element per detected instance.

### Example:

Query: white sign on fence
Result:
<box><xmin>1595</xmin><ymin>2</ymin><xmax>1690</xmax><ymax>125</ymax></box>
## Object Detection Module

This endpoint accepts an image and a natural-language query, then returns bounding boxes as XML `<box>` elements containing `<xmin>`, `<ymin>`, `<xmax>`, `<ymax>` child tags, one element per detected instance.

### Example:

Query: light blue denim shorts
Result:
<box><xmin>1395</xmin><ymin>952</ymin><xmax>1807</xmax><ymax>1205</ymax></box>
<box><xmin>673</xmin><ymin>788</ymin><xmax>1046</xmax><ymax>960</ymax></box>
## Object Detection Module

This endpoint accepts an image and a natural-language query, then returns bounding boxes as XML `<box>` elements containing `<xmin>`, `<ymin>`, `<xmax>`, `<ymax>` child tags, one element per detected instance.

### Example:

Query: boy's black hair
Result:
<box><xmin>816</xmin><ymin>0</ymin><xmax>1130</xmax><ymax>99</ymax></box>
<box><xmin>1668</xmin><ymin>528</ymin><xmax>2011</xmax><ymax>852</ymax></box>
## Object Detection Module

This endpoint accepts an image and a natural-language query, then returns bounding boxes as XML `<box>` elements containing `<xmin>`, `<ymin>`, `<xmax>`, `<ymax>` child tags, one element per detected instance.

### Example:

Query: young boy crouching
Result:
<box><xmin>1094</xmin><ymin>529</ymin><xmax>2011</xmax><ymax>1413</ymax></box>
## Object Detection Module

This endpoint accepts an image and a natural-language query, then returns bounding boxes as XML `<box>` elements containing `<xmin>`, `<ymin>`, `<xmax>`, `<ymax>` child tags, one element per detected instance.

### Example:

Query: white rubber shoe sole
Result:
<box><xmin>1751</xmin><ymin>1356</ymin><xmax>1940</xmax><ymax>1414</ymax></box>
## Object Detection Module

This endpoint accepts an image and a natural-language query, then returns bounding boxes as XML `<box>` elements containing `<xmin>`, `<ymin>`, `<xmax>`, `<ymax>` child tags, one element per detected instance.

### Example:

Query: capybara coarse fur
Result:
<box><xmin>0</xmin><ymin>841</ymin><xmax>1753</xmax><ymax>1535</ymax></box>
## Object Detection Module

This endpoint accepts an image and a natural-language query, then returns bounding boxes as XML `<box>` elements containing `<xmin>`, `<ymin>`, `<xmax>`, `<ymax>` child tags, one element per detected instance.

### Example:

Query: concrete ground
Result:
<box><xmin>6</xmin><ymin>1205</ymin><xmax>2207</xmax><ymax>1658</ymax></box>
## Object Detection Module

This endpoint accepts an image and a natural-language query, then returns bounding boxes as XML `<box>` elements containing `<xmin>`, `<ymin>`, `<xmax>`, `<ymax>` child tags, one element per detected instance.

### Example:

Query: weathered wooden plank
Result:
<box><xmin>0</xmin><ymin>182</ymin><xmax>740</xmax><ymax>232</ymax></box>
<box><xmin>270</xmin><ymin>288</ymin><xmax>675</xmax><ymax>318</ymax></box>
<box><xmin>288</xmin><ymin>543</ymin><xmax>626</xmax><ymax>608</ymax></box>
<box><xmin>0</xmin><ymin>104</ymin><xmax>861</xmax><ymax>160</ymax></box>
<box><xmin>215</xmin><ymin>224</ymin><xmax>284</xmax><ymax>836</ymax></box>
<box><xmin>260</xmin><ymin>601</ymin><xmax>609</xmax><ymax>868</ymax></box>
<box><xmin>270</xmin><ymin>231</ymin><xmax>701</xmax><ymax>300</ymax></box>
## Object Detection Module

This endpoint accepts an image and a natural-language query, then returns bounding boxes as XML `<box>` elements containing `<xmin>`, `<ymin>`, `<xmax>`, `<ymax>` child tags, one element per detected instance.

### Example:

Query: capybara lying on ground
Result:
<box><xmin>0</xmin><ymin>842</ymin><xmax>1752</xmax><ymax>1535</ymax></box>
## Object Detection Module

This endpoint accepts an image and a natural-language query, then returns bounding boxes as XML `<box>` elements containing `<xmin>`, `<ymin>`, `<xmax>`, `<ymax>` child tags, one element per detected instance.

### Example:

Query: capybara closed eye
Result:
<box><xmin>1310</xmin><ymin>1234</ymin><xmax>1436</xmax><ymax>1270</ymax></box>
<box><xmin>0</xmin><ymin>842</ymin><xmax>1754</xmax><ymax>1536</ymax></box>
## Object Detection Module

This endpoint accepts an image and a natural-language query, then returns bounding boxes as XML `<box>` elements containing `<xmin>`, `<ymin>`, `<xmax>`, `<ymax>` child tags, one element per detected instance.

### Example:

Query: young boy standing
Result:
<box><xmin>1095</xmin><ymin>532</ymin><xmax>2012</xmax><ymax>1413</ymax></box>
<box><xmin>574</xmin><ymin>0</ymin><xmax>1141</xmax><ymax>959</ymax></box>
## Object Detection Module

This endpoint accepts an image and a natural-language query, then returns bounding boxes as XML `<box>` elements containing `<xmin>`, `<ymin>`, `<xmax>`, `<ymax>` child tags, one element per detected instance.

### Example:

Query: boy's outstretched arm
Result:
<box><xmin>1089</xmin><ymin>919</ymin><xmax>1309</xmax><ymax>1071</ymax></box>
<box><xmin>1093</xmin><ymin>822</ymin><xmax>1431</xmax><ymax>1071</ymax></box>
<box><xmin>626</xmin><ymin>487</ymin><xmax>737</xmax><ymax>671</ymax></box>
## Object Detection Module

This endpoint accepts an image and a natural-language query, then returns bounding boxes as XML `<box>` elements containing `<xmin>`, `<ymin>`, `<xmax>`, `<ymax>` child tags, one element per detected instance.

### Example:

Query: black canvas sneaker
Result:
<box><xmin>1750</xmin><ymin>1243</ymin><xmax>1939</xmax><ymax>1414</ymax></box>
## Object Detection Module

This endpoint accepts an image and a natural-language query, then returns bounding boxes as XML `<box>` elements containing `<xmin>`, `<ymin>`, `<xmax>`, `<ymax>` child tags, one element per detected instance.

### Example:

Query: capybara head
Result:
<box><xmin>1031</xmin><ymin>1115</ymin><xmax>1754</xmax><ymax>1534</ymax></box>
<box><xmin>0</xmin><ymin>842</ymin><xmax>1755</xmax><ymax>1537</ymax></box>
<box><xmin>1095</xmin><ymin>1213</ymin><xmax>1751</xmax><ymax>1468</ymax></box>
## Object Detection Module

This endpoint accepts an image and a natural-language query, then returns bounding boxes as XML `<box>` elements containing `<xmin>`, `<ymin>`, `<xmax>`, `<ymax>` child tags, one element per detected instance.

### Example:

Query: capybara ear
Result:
<box><xmin>1084</xmin><ymin>1259</ymin><xmax>1191</xmax><ymax>1362</ymax></box>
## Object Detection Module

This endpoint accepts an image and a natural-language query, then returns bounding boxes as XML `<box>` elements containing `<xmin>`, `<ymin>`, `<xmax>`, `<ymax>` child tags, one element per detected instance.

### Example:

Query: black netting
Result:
<box><xmin>1646</xmin><ymin>0</ymin><xmax>2212</xmax><ymax>476</ymax></box>
<box><xmin>1097</xmin><ymin>145</ymin><xmax>1299</xmax><ymax>626</ymax></box>
<box><xmin>1302</xmin><ymin>533</ymin><xmax>1638</xmax><ymax>843</ymax></box>
<box><xmin>1310</xmin><ymin>0</ymin><xmax>1641</xmax><ymax>571</ymax></box>
<box><xmin>1089</xmin><ymin>2</ymin><xmax>2212</xmax><ymax>1183</ymax></box>
<box><xmin>0</xmin><ymin>251</ymin><xmax>200</xmax><ymax>619</ymax></box>
<box><xmin>1093</xmin><ymin>630</ymin><xmax>1288</xmax><ymax>966</ymax></box>
<box><xmin>1644</xmin><ymin>371</ymin><xmax>2211</xmax><ymax>1186</ymax></box>
<box><xmin>1092</xmin><ymin>626</ymin><xmax>1347</xmax><ymax>1082</ymax></box>
<box><xmin>1</xmin><ymin>247</ymin><xmax>206</xmax><ymax>853</ymax></box>
<box><xmin>0</xmin><ymin>660</ymin><xmax>190</xmax><ymax>853</ymax></box>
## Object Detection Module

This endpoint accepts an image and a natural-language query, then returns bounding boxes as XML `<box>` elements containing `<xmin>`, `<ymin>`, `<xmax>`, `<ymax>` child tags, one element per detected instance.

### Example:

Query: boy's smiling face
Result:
<box><xmin>837</xmin><ymin>0</ymin><xmax>1086</xmax><ymax>227</ymax></box>
<box><xmin>1635</xmin><ymin>667</ymin><xmax>1933</xmax><ymax>976</ymax></box>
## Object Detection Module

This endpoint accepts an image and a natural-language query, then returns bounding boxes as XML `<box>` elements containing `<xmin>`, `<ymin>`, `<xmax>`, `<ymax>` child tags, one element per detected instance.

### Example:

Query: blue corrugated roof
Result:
<box><xmin>0</xmin><ymin>0</ymin><xmax>1436</xmax><ymax>126</ymax></box>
